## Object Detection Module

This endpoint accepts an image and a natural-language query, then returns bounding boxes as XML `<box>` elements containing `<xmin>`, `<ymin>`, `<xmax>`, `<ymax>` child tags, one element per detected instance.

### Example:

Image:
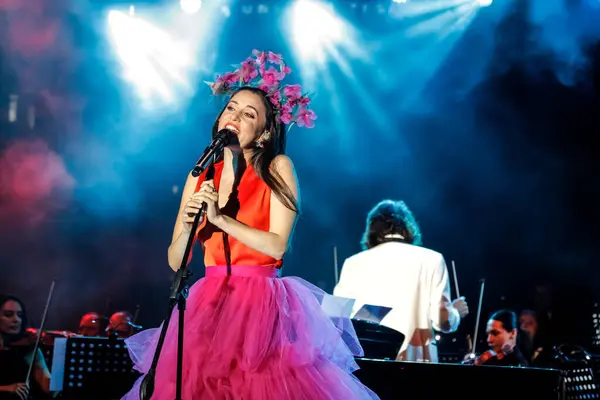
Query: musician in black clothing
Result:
<box><xmin>479</xmin><ymin>309</ymin><xmax>528</xmax><ymax>367</ymax></box>
<box><xmin>0</xmin><ymin>295</ymin><xmax>52</xmax><ymax>400</ymax></box>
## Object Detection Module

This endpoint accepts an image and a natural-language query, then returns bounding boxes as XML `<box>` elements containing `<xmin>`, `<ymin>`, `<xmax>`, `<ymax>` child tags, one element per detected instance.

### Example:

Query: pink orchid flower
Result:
<box><xmin>280</xmin><ymin>111</ymin><xmax>293</xmax><ymax>125</ymax></box>
<box><xmin>268</xmin><ymin>52</ymin><xmax>283</xmax><ymax>64</ymax></box>
<box><xmin>269</xmin><ymin>90</ymin><xmax>281</xmax><ymax>108</ymax></box>
<box><xmin>279</xmin><ymin>103</ymin><xmax>294</xmax><ymax>124</ymax></box>
<box><xmin>238</xmin><ymin>58</ymin><xmax>258</xmax><ymax>83</ymax></box>
<box><xmin>261</xmin><ymin>66</ymin><xmax>281</xmax><ymax>86</ymax></box>
<box><xmin>217</xmin><ymin>72</ymin><xmax>239</xmax><ymax>85</ymax></box>
<box><xmin>296</xmin><ymin>107</ymin><xmax>317</xmax><ymax>128</ymax></box>
<box><xmin>278</xmin><ymin>65</ymin><xmax>292</xmax><ymax>80</ymax></box>
<box><xmin>298</xmin><ymin>96</ymin><xmax>311</xmax><ymax>106</ymax></box>
<box><xmin>252</xmin><ymin>50</ymin><xmax>267</xmax><ymax>64</ymax></box>
<box><xmin>283</xmin><ymin>84</ymin><xmax>303</xmax><ymax>102</ymax></box>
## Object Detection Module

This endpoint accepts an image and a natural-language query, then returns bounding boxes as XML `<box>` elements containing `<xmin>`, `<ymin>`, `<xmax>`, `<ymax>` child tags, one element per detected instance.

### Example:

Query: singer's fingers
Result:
<box><xmin>185</xmin><ymin>199</ymin><xmax>203</xmax><ymax>208</ymax></box>
<box><xmin>182</xmin><ymin>215</ymin><xmax>197</xmax><ymax>224</ymax></box>
<box><xmin>190</xmin><ymin>193</ymin><xmax>218</xmax><ymax>206</ymax></box>
<box><xmin>183</xmin><ymin>208</ymin><xmax>199</xmax><ymax>217</ymax></box>
<box><xmin>197</xmin><ymin>186</ymin><xmax>217</xmax><ymax>195</ymax></box>
<box><xmin>195</xmin><ymin>192</ymin><xmax>218</xmax><ymax>202</ymax></box>
<box><xmin>200</xmin><ymin>180</ymin><xmax>216</xmax><ymax>190</ymax></box>
<box><xmin>193</xmin><ymin>187</ymin><xmax>217</xmax><ymax>197</ymax></box>
<box><xmin>205</xmin><ymin>192</ymin><xmax>218</xmax><ymax>202</ymax></box>
<box><xmin>183</xmin><ymin>204</ymin><xmax>201</xmax><ymax>213</ymax></box>
<box><xmin>197</xmin><ymin>184</ymin><xmax>217</xmax><ymax>194</ymax></box>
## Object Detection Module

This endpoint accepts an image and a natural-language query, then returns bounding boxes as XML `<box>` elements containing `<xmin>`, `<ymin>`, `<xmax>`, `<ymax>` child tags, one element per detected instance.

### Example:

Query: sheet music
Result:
<box><xmin>321</xmin><ymin>294</ymin><xmax>355</xmax><ymax>319</ymax></box>
<box><xmin>352</xmin><ymin>304</ymin><xmax>392</xmax><ymax>324</ymax></box>
<box><xmin>50</xmin><ymin>337</ymin><xmax>66</xmax><ymax>391</ymax></box>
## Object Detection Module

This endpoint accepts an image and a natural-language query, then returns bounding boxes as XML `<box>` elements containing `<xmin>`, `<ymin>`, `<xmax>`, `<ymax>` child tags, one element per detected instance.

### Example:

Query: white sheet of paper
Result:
<box><xmin>352</xmin><ymin>304</ymin><xmax>393</xmax><ymax>324</ymax></box>
<box><xmin>321</xmin><ymin>294</ymin><xmax>355</xmax><ymax>318</ymax></box>
<box><xmin>50</xmin><ymin>338</ymin><xmax>66</xmax><ymax>391</ymax></box>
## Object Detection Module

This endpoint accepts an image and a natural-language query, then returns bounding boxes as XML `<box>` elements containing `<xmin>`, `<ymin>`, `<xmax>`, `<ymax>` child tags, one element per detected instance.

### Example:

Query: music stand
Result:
<box><xmin>351</xmin><ymin>304</ymin><xmax>403</xmax><ymax>360</ymax></box>
<box><xmin>50</xmin><ymin>336</ymin><xmax>139</xmax><ymax>399</ymax></box>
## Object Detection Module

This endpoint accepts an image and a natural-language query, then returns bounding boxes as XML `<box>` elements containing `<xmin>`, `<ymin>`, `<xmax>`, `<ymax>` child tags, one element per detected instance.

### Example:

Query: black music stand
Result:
<box><xmin>351</xmin><ymin>319</ymin><xmax>405</xmax><ymax>361</ymax></box>
<box><xmin>50</xmin><ymin>336</ymin><xmax>139</xmax><ymax>399</ymax></box>
<box><xmin>350</xmin><ymin>305</ymin><xmax>404</xmax><ymax>361</ymax></box>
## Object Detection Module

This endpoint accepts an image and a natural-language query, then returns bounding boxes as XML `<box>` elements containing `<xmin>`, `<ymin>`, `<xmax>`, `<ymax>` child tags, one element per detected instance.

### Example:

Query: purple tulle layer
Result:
<box><xmin>121</xmin><ymin>265</ymin><xmax>379</xmax><ymax>399</ymax></box>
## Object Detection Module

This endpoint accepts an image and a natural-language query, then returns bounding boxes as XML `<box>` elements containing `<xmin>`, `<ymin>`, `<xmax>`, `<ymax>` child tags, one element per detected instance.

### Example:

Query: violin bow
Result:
<box><xmin>465</xmin><ymin>279</ymin><xmax>485</xmax><ymax>361</ymax></box>
<box><xmin>25</xmin><ymin>278</ymin><xmax>57</xmax><ymax>387</ymax></box>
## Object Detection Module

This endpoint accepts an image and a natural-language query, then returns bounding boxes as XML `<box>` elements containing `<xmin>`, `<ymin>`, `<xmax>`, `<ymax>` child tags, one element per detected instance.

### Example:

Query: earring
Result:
<box><xmin>255</xmin><ymin>140</ymin><xmax>264</xmax><ymax>148</ymax></box>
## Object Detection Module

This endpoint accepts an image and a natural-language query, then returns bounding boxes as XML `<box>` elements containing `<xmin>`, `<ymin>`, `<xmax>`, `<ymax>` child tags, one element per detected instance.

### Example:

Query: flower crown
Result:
<box><xmin>204</xmin><ymin>50</ymin><xmax>317</xmax><ymax>129</ymax></box>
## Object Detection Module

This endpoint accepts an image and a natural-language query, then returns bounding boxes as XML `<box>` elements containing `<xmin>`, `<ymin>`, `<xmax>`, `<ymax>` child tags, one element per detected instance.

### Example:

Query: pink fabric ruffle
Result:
<box><xmin>121</xmin><ymin>265</ymin><xmax>378</xmax><ymax>399</ymax></box>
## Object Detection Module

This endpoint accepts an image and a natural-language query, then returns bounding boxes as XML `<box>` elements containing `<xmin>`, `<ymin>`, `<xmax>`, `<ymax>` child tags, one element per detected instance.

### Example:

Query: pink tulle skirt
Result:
<box><xmin>121</xmin><ymin>265</ymin><xmax>379</xmax><ymax>400</ymax></box>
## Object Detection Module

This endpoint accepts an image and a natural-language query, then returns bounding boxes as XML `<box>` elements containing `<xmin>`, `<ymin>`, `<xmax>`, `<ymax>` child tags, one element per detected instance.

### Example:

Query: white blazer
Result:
<box><xmin>333</xmin><ymin>241</ymin><xmax>460</xmax><ymax>362</ymax></box>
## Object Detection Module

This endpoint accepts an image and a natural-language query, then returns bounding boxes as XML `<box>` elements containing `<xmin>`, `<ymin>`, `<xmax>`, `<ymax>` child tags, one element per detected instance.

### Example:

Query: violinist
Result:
<box><xmin>0</xmin><ymin>295</ymin><xmax>52</xmax><ymax>400</ymax></box>
<box><xmin>472</xmin><ymin>309</ymin><xmax>528</xmax><ymax>367</ymax></box>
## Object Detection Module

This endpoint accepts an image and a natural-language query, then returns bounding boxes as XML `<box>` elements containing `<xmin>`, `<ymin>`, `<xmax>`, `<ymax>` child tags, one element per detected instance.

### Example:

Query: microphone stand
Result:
<box><xmin>139</xmin><ymin>145</ymin><xmax>224</xmax><ymax>400</ymax></box>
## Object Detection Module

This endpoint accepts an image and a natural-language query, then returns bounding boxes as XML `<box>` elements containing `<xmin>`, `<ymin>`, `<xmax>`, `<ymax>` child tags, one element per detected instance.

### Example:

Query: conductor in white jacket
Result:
<box><xmin>334</xmin><ymin>199</ymin><xmax>469</xmax><ymax>362</ymax></box>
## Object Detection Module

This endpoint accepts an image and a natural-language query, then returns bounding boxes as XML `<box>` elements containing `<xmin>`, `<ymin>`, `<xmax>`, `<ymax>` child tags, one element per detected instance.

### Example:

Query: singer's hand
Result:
<box><xmin>191</xmin><ymin>180</ymin><xmax>221</xmax><ymax>225</ymax></box>
<box><xmin>180</xmin><ymin>181</ymin><xmax>220</xmax><ymax>232</ymax></box>
<box><xmin>181</xmin><ymin>196</ymin><xmax>203</xmax><ymax>233</ymax></box>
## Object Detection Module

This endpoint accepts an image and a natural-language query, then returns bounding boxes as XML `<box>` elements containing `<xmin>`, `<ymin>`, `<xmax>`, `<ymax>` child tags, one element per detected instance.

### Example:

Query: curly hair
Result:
<box><xmin>360</xmin><ymin>200</ymin><xmax>422</xmax><ymax>250</ymax></box>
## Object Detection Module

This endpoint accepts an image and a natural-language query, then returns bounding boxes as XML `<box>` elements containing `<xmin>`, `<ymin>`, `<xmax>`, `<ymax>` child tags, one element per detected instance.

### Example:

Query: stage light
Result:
<box><xmin>180</xmin><ymin>0</ymin><xmax>202</xmax><ymax>14</ymax></box>
<box><xmin>478</xmin><ymin>0</ymin><xmax>493</xmax><ymax>6</ymax></box>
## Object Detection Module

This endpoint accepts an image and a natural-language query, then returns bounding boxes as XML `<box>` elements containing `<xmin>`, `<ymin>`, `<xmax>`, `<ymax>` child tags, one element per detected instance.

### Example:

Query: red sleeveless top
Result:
<box><xmin>194</xmin><ymin>161</ymin><xmax>283</xmax><ymax>269</ymax></box>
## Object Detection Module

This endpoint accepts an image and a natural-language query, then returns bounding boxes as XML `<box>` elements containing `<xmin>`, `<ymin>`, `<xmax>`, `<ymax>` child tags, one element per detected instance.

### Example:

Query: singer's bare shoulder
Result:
<box><xmin>269</xmin><ymin>154</ymin><xmax>295</xmax><ymax>175</ymax></box>
<box><xmin>270</xmin><ymin>155</ymin><xmax>299</xmax><ymax>191</ymax></box>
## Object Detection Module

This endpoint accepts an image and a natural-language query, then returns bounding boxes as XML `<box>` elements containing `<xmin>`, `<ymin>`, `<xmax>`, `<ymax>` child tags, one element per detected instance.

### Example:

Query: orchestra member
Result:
<box><xmin>476</xmin><ymin>309</ymin><xmax>528</xmax><ymax>367</ymax></box>
<box><xmin>334</xmin><ymin>199</ymin><xmax>468</xmax><ymax>362</ymax></box>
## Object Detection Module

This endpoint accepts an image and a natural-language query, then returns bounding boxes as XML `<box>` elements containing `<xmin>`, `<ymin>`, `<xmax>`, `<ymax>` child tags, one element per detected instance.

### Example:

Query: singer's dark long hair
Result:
<box><xmin>361</xmin><ymin>200</ymin><xmax>422</xmax><ymax>250</ymax></box>
<box><xmin>211</xmin><ymin>86</ymin><xmax>299</xmax><ymax>213</ymax></box>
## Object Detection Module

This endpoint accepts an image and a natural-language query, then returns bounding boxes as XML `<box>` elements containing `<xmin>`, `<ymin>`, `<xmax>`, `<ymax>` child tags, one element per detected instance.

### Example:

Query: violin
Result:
<box><xmin>9</xmin><ymin>330</ymin><xmax>39</xmax><ymax>348</ymax></box>
<box><xmin>11</xmin><ymin>328</ymin><xmax>77</xmax><ymax>348</ymax></box>
<box><xmin>463</xmin><ymin>349</ymin><xmax>505</xmax><ymax>366</ymax></box>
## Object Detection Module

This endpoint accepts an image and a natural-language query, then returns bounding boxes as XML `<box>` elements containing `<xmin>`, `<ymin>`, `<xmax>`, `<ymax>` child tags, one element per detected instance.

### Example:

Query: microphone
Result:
<box><xmin>191</xmin><ymin>129</ymin><xmax>235</xmax><ymax>177</ymax></box>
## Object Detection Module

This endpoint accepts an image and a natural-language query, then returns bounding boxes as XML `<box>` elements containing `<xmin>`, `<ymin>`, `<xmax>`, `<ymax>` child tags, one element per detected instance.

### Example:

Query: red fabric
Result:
<box><xmin>194</xmin><ymin>161</ymin><xmax>283</xmax><ymax>269</ymax></box>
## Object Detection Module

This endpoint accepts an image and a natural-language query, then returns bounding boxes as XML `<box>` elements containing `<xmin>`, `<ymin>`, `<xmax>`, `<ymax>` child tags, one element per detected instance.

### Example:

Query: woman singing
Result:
<box><xmin>122</xmin><ymin>50</ymin><xmax>378</xmax><ymax>399</ymax></box>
